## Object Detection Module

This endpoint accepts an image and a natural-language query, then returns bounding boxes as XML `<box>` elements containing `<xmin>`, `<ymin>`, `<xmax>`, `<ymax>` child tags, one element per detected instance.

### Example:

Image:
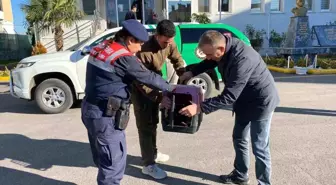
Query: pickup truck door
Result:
<box><xmin>75</xmin><ymin>32</ymin><xmax>116</xmax><ymax>91</ymax></box>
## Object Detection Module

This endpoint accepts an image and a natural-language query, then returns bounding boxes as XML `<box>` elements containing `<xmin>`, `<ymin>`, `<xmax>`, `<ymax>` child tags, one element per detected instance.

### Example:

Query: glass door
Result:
<box><xmin>106</xmin><ymin>0</ymin><xmax>118</xmax><ymax>28</ymax></box>
<box><xmin>106</xmin><ymin>0</ymin><xmax>133</xmax><ymax>29</ymax></box>
<box><xmin>105</xmin><ymin>0</ymin><xmax>158</xmax><ymax>28</ymax></box>
<box><xmin>117</xmin><ymin>0</ymin><xmax>131</xmax><ymax>26</ymax></box>
<box><xmin>131</xmin><ymin>0</ymin><xmax>156</xmax><ymax>24</ymax></box>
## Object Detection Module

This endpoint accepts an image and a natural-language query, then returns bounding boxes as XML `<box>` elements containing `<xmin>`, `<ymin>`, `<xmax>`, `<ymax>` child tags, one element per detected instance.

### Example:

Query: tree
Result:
<box><xmin>22</xmin><ymin>0</ymin><xmax>84</xmax><ymax>51</ymax></box>
<box><xmin>191</xmin><ymin>13</ymin><xmax>211</xmax><ymax>24</ymax></box>
<box><xmin>22</xmin><ymin>0</ymin><xmax>49</xmax><ymax>46</ymax></box>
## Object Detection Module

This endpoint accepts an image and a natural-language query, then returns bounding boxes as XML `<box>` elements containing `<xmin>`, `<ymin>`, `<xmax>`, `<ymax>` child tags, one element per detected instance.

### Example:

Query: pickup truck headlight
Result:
<box><xmin>16</xmin><ymin>62</ymin><xmax>36</xmax><ymax>69</ymax></box>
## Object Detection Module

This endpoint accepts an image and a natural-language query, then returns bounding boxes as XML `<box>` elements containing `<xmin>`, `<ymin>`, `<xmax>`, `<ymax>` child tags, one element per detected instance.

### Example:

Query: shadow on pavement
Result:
<box><xmin>0</xmin><ymin>93</ymin><xmax>43</xmax><ymax>114</ymax></box>
<box><xmin>0</xmin><ymin>93</ymin><xmax>82</xmax><ymax>114</ymax></box>
<box><xmin>126</xmin><ymin>155</ymin><xmax>220</xmax><ymax>185</ymax></box>
<box><xmin>0</xmin><ymin>134</ymin><xmax>95</xmax><ymax>170</ymax></box>
<box><xmin>0</xmin><ymin>167</ymin><xmax>76</xmax><ymax>185</ymax></box>
<box><xmin>0</xmin><ymin>134</ymin><xmax>220</xmax><ymax>185</ymax></box>
<box><xmin>275</xmin><ymin>107</ymin><xmax>336</xmax><ymax>117</ymax></box>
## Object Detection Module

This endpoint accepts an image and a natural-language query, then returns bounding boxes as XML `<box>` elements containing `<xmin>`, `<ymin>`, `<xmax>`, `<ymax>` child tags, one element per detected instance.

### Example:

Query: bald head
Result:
<box><xmin>198</xmin><ymin>30</ymin><xmax>226</xmax><ymax>48</ymax></box>
<box><xmin>198</xmin><ymin>30</ymin><xmax>227</xmax><ymax>62</ymax></box>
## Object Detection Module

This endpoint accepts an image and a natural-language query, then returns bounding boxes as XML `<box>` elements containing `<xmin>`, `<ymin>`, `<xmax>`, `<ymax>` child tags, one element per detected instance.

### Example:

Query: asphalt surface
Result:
<box><xmin>0</xmin><ymin>73</ymin><xmax>336</xmax><ymax>185</ymax></box>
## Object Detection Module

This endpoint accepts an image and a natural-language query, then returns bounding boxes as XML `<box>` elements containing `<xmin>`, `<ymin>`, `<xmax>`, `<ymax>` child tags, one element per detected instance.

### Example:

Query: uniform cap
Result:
<box><xmin>121</xmin><ymin>19</ymin><xmax>149</xmax><ymax>42</ymax></box>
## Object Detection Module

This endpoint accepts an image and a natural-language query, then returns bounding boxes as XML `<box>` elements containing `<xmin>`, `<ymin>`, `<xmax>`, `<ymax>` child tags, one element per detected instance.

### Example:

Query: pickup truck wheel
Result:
<box><xmin>186</xmin><ymin>73</ymin><xmax>213</xmax><ymax>98</ymax></box>
<box><xmin>35</xmin><ymin>78</ymin><xmax>73</xmax><ymax>114</ymax></box>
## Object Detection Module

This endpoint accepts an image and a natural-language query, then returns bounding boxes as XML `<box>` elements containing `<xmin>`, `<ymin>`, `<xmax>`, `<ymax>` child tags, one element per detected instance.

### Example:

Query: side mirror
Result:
<box><xmin>81</xmin><ymin>46</ymin><xmax>91</xmax><ymax>56</ymax></box>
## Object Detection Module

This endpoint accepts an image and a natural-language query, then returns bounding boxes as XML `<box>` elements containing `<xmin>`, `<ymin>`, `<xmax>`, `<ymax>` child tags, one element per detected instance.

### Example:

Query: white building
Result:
<box><xmin>40</xmin><ymin>0</ymin><xmax>336</xmax><ymax>52</ymax></box>
<box><xmin>0</xmin><ymin>0</ymin><xmax>15</xmax><ymax>34</ymax></box>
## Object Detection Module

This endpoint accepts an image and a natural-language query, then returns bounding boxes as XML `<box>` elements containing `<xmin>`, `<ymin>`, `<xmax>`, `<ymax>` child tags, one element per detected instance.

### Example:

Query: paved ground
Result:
<box><xmin>0</xmin><ymin>73</ymin><xmax>336</xmax><ymax>185</ymax></box>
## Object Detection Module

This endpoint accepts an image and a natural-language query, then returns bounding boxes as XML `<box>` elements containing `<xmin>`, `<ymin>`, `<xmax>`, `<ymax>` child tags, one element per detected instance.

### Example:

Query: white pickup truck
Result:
<box><xmin>9</xmin><ymin>26</ymin><xmax>186</xmax><ymax>114</ymax></box>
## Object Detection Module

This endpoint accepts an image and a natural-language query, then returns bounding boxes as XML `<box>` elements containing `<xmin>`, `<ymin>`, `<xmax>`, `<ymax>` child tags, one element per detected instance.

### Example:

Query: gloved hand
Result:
<box><xmin>179</xmin><ymin>71</ymin><xmax>193</xmax><ymax>84</ymax></box>
<box><xmin>159</xmin><ymin>95</ymin><xmax>172</xmax><ymax>109</ymax></box>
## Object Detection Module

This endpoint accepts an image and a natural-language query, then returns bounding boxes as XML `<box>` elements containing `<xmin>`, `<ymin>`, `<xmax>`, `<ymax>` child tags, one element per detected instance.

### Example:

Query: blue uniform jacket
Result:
<box><xmin>85</xmin><ymin>42</ymin><xmax>173</xmax><ymax>103</ymax></box>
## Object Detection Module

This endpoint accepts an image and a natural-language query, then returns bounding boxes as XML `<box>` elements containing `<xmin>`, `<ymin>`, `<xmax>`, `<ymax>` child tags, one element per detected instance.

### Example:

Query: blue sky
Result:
<box><xmin>12</xmin><ymin>0</ymin><xmax>28</xmax><ymax>34</ymax></box>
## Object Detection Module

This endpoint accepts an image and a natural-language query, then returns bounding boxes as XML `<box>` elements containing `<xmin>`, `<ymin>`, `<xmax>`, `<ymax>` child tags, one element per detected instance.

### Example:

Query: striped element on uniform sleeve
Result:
<box><xmin>88</xmin><ymin>56</ymin><xmax>116</xmax><ymax>73</ymax></box>
<box><xmin>106</xmin><ymin>48</ymin><xmax>130</xmax><ymax>64</ymax></box>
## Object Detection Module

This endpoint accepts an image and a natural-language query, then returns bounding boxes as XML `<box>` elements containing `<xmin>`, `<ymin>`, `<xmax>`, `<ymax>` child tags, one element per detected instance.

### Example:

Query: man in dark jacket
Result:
<box><xmin>179</xmin><ymin>30</ymin><xmax>280</xmax><ymax>185</ymax></box>
<box><xmin>124</xmin><ymin>4</ymin><xmax>137</xmax><ymax>21</ymax></box>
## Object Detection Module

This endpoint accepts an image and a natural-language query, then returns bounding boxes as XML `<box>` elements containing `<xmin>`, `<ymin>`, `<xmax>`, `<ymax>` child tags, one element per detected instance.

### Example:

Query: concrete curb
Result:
<box><xmin>0</xmin><ymin>76</ymin><xmax>9</xmax><ymax>82</ymax></box>
<box><xmin>267</xmin><ymin>66</ymin><xmax>296</xmax><ymax>74</ymax></box>
<box><xmin>307</xmin><ymin>69</ymin><xmax>336</xmax><ymax>75</ymax></box>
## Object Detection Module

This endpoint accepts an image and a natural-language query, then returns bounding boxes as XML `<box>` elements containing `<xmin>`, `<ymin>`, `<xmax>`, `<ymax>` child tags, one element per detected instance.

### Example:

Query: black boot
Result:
<box><xmin>219</xmin><ymin>170</ymin><xmax>249</xmax><ymax>185</ymax></box>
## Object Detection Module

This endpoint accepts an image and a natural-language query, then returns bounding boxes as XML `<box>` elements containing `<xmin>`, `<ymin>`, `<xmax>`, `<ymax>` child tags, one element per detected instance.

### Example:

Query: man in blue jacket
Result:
<box><xmin>179</xmin><ymin>30</ymin><xmax>280</xmax><ymax>185</ymax></box>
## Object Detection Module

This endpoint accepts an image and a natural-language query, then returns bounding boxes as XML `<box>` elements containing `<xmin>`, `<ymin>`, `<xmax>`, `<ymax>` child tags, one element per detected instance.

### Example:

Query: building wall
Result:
<box><xmin>98</xmin><ymin>0</ymin><xmax>334</xmax><ymax>37</ymax></box>
<box><xmin>0</xmin><ymin>0</ymin><xmax>15</xmax><ymax>33</ymax></box>
<box><xmin>39</xmin><ymin>0</ymin><xmax>100</xmax><ymax>52</ymax></box>
<box><xmin>168</xmin><ymin>0</ymin><xmax>335</xmax><ymax>53</ymax></box>
<box><xmin>206</xmin><ymin>0</ymin><xmax>336</xmax><ymax>37</ymax></box>
<box><xmin>1</xmin><ymin>0</ymin><xmax>13</xmax><ymax>22</ymax></box>
<box><xmin>42</xmin><ymin>0</ymin><xmax>335</xmax><ymax>52</ymax></box>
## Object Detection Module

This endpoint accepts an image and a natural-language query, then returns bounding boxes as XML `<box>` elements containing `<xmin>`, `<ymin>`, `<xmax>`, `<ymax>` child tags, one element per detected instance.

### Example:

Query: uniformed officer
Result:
<box><xmin>81</xmin><ymin>19</ymin><xmax>175</xmax><ymax>185</ymax></box>
<box><xmin>131</xmin><ymin>19</ymin><xmax>186</xmax><ymax>179</ymax></box>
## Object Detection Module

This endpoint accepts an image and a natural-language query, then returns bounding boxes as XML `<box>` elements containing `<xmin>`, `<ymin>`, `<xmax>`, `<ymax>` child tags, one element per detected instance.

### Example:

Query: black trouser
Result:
<box><xmin>131</xmin><ymin>90</ymin><xmax>159</xmax><ymax>166</ymax></box>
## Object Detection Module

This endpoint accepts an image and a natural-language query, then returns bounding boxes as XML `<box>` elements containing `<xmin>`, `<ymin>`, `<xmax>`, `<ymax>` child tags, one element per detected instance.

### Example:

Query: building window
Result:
<box><xmin>199</xmin><ymin>0</ymin><xmax>209</xmax><ymax>12</ymax></box>
<box><xmin>305</xmin><ymin>0</ymin><xmax>313</xmax><ymax>11</ymax></box>
<box><xmin>251</xmin><ymin>0</ymin><xmax>262</xmax><ymax>12</ymax></box>
<box><xmin>82</xmin><ymin>0</ymin><xmax>96</xmax><ymax>15</ymax></box>
<box><xmin>218</xmin><ymin>0</ymin><xmax>230</xmax><ymax>12</ymax></box>
<box><xmin>168</xmin><ymin>1</ymin><xmax>192</xmax><ymax>22</ymax></box>
<box><xmin>321</xmin><ymin>0</ymin><xmax>330</xmax><ymax>11</ymax></box>
<box><xmin>271</xmin><ymin>0</ymin><xmax>283</xmax><ymax>12</ymax></box>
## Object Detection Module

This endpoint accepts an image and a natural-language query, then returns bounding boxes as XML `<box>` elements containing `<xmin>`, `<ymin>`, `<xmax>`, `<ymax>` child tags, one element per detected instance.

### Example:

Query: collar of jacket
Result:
<box><xmin>150</xmin><ymin>35</ymin><xmax>162</xmax><ymax>48</ymax></box>
<box><xmin>224</xmin><ymin>35</ymin><xmax>232</xmax><ymax>56</ymax></box>
<box><xmin>219</xmin><ymin>35</ymin><xmax>233</xmax><ymax>63</ymax></box>
<box><xmin>116</xmin><ymin>41</ymin><xmax>132</xmax><ymax>52</ymax></box>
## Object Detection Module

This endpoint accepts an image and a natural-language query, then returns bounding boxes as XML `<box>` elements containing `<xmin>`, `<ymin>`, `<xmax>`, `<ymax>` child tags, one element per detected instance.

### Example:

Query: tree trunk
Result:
<box><xmin>54</xmin><ymin>25</ymin><xmax>64</xmax><ymax>52</ymax></box>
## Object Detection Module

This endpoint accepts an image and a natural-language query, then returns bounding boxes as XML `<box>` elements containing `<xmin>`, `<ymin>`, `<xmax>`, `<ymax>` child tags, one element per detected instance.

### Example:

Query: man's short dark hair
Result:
<box><xmin>131</xmin><ymin>4</ymin><xmax>137</xmax><ymax>9</ymax></box>
<box><xmin>156</xmin><ymin>20</ymin><xmax>176</xmax><ymax>38</ymax></box>
<box><xmin>198</xmin><ymin>30</ymin><xmax>226</xmax><ymax>48</ymax></box>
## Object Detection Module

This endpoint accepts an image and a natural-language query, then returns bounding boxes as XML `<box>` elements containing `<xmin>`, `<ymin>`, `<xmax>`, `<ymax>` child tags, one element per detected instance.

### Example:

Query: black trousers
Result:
<box><xmin>131</xmin><ymin>90</ymin><xmax>160</xmax><ymax>166</ymax></box>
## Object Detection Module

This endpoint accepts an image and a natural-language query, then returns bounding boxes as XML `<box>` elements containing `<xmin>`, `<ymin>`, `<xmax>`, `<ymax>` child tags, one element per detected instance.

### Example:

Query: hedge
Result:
<box><xmin>262</xmin><ymin>56</ymin><xmax>336</xmax><ymax>69</ymax></box>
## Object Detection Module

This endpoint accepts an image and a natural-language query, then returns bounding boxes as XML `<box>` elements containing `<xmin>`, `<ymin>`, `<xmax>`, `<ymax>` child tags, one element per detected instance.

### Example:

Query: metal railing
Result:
<box><xmin>40</xmin><ymin>9</ymin><xmax>103</xmax><ymax>52</ymax></box>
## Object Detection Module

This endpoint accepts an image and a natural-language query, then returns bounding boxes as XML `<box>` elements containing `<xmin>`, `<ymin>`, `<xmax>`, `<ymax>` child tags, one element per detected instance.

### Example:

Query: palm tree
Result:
<box><xmin>22</xmin><ymin>0</ymin><xmax>84</xmax><ymax>51</ymax></box>
<box><xmin>22</xmin><ymin>0</ymin><xmax>48</xmax><ymax>44</ymax></box>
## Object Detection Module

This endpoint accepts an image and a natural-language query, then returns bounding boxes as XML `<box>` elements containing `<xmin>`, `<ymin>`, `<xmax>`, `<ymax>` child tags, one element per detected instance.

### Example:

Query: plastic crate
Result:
<box><xmin>160</xmin><ymin>85</ymin><xmax>204</xmax><ymax>134</ymax></box>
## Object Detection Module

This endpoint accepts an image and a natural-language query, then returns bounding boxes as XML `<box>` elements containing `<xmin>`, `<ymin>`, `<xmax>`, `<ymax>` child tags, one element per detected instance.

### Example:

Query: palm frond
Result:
<box><xmin>22</xmin><ymin>0</ymin><xmax>85</xmax><ymax>32</ymax></box>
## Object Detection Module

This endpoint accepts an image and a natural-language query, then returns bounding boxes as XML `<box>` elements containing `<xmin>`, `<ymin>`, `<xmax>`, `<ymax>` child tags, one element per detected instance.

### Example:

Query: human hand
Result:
<box><xmin>178</xmin><ymin>101</ymin><xmax>199</xmax><ymax>117</ymax></box>
<box><xmin>159</xmin><ymin>96</ymin><xmax>172</xmax><ymax>109</ymax></box>
<box><xmin>179</xmin><ymin>71</ymin><xmax>193</xmax><ymax>84</ymax></box>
